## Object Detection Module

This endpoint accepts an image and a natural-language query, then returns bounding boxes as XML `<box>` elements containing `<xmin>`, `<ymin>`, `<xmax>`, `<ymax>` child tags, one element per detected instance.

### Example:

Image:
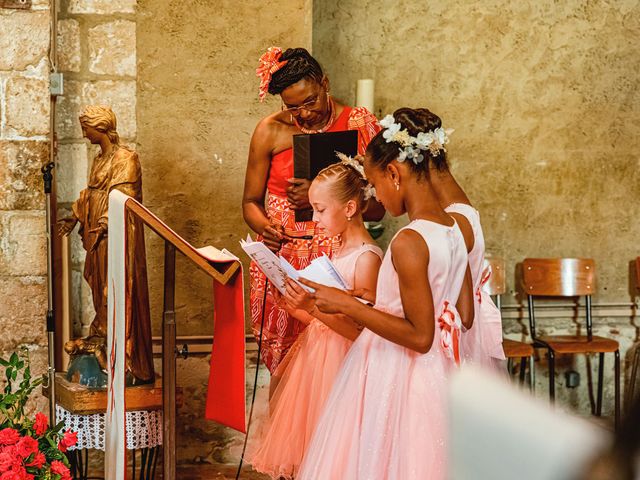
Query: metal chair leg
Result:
<box><xmin>548</xmin><ymin>349</ymin><xmax>555</xmax><ymax>403</ymax></box>
<box><xmin>529</xmin><ymin>355</ymin><xmax>535</xmax><ymax>392</ymax></box>
<box><xmin>596</xmin><ymin>352</ymin><xmax>605</xmax><ymax>416</ymax></box>
<box><xmin>519</xmin><ymin>357</ymin><xmax>527</xmax><ymax>384</ymax></box>
<box><xmin>147</xmin><ymin>447</ymin><xmax>157</xmax><ymax>480</ymax></box>
<box><xmin>140</xmin><ymin>448</ymin><xmax>148</xmax><ymax>480</ymax></box>
<box><xmin>615</xmin><ymin>349</ymin><xmax>620</xmax><ymax>431</ymax></box>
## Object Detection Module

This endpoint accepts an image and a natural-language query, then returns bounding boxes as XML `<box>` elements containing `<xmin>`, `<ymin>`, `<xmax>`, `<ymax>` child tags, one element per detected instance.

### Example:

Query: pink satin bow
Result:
<box><xmin>256</xmin><ymin>46</ymin><xmax>289</xmax><ymax>102</ymax></box>
<box><xmin>476</xmin><ymin>265</ymin><xmax>492</xmax><ymax>305</ymax></box>
<box><xmin>438</xmin><ymin>301</ymin><xmax>462</xmax><ymax>366</ymax></box>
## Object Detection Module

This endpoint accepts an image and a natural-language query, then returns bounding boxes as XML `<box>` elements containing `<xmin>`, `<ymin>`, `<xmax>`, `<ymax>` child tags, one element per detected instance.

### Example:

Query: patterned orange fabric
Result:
<box><xmin>347</xmin><ymin>106</ymin><xmax>381</xmax><ymax>155</ymax></box>
<box><xmin>251</xmin><ymin>106</ymin><xmax>381</xmax><ymax>373</ymax></box>
<box><xmin>256</xmin><ymin>47</ymin><xmax>288</xmax><ymax>102</ymax></box>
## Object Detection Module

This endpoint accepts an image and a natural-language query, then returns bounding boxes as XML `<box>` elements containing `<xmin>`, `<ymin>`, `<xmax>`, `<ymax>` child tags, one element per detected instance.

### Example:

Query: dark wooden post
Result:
<box><xmin>162</xmin><ymin>242</ymin><xmax>177</xmax><ymax>480</ymax></box>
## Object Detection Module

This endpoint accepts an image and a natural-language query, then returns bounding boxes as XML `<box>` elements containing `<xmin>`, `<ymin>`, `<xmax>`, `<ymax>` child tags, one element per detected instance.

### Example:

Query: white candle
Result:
<box><xmin>356</xmin><ymin>79</ymin><xmax>375</xmax><ymax>114</ymax></box>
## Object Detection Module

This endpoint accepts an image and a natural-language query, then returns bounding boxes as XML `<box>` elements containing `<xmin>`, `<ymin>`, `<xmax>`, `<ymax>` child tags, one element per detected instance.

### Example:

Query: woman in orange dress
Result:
<box><xmin>242</xmin><ymin>47</ymin><xmax>382</xmax><ymax>375</ymax></box>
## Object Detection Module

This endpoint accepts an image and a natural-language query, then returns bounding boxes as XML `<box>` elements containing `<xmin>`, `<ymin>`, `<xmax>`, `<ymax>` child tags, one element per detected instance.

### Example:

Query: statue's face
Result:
<box><xmin>80</xmin><ymin>123</ymin><xmax>103</xmax><ymax>144</ymax></box>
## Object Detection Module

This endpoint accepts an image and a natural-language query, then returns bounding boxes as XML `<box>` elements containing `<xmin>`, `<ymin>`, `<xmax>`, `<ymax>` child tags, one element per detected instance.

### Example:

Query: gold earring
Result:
<box><xmin>394</xmin><ymin>181</ymin><xmax>400</xmax><ymax>191</ymax></box>
<box><xmin>347</xmin><ymin>216</ymin><xmax>352</xmax><ymax>221</ymax></box>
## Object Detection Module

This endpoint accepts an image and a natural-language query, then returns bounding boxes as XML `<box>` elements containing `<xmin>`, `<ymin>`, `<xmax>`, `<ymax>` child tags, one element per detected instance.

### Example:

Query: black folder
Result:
<box><xmin>292</xmin><ymin>130</ymin><xmax>358</xmax><ymax>222</ymax></box>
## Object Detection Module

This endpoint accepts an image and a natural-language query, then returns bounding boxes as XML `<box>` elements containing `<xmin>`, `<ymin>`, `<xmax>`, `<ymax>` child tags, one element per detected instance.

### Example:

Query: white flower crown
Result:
<box><xmin>335</xmin><ymin>151</ymin><xmax>376</xmax><ymax>201</ymax></box>
<box><xmin>378</xmin><ymin>114</ymin><xmax>454</xmax><ymax>165</ymax></box>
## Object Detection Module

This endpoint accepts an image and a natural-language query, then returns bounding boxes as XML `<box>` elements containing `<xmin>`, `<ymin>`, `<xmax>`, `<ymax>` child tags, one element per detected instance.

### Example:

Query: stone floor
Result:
<box><xmin>88</xmin><ymin>464</ymin><xmax>269</xmax><ymax>479</ymax></box>
<box><xmin>172</xmin><ymin>464</ymin><xmax>269</xmax><ymax>479</ymax></box>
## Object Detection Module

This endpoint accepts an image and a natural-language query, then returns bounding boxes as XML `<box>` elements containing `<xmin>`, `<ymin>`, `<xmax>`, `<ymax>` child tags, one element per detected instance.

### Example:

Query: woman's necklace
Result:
<box><xmin>294</xmin><ymin>96</ymin><xmax>337</xmax><ymax>134</ymax></box>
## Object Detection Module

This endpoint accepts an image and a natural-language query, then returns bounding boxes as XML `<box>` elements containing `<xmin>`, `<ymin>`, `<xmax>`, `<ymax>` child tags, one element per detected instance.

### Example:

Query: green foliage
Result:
<box><xmin>0</xmin><ymin>347</ymin><xmax>43</xmax><ymax>428</ymax></box>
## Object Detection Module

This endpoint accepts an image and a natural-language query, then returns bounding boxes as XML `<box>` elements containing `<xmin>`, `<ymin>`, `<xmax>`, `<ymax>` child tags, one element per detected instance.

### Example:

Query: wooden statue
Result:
<box><xmin>59</xmin><ymin>105</ymin><xmax>154</xmax><ymax>385</ymax></box>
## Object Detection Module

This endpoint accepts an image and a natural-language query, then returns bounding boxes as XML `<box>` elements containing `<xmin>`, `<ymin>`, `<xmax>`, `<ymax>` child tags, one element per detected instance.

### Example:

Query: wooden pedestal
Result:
<box><xmin>43</xmin><ymin>373</ymin><xmax>182</xmax><ymax>415</ymax></box>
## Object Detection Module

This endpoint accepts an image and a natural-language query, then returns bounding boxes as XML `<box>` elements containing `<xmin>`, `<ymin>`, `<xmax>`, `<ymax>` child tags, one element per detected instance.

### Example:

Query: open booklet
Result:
<box><xmin>239</xmin><ymin>234</ymin><xmax>348</xmax><ymax>295</ymax></box>
<box><xmin>195</xmin><ymin>245</ymin><xmax>238</xmax><ymax>263</ymax></box>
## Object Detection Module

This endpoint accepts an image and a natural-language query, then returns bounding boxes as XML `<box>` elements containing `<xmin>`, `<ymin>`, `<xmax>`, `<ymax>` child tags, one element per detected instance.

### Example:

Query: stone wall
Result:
<box><xmin>313</xmin><ymin>0</ymin><xmax>640</xmax><ymax>414</ymax></box>
<box><xmin>136</xmin><ymin>0</ymin><xmax>312</xmax><ymax>465</ymax></box>
<box><xmin>55</xmin><ymin>0</ymin><xmax>137</xmax><ymax>337</ymax></box>
<box><xmin>4</xmin><ymin>0</ymin><xmax>636</xmax><ymax>469</ymax></box>
<box><xmin>0</xmin><ymin>0</ymin><xmax>52</xmax><ymax>414</ymax></box>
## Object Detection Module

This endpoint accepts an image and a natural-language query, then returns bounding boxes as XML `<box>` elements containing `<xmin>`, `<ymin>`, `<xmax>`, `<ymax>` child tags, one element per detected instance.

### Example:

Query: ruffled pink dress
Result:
<box><xmin>445</xmin><ymin>203</ymin><xmax>506</xmax><ymax>368</ymax></box>
<box><xmin>248</xmin><ymin>243</ymin><xmax>383</xmax><ymax>479</ymax></box>
<box><xmin>297</xmin><ymin>219</ymin><xmax>468</xmax><ymax>480</ymax></box>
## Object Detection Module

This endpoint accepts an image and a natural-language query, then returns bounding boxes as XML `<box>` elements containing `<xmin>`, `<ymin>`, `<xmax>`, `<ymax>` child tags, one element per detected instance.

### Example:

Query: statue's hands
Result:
<box><xmin>57</xmin><ymin>217</ymin><xmax>78</xmax><ymax>237</ymax></box>
<box><xmin>286</xmin><ymin>178</ymin><xmax>312</xmax><ymax>211</ymax></box>
<box><xmin>88</xmin><ymin>223</ymin><xmax>107</xmax><ymax>252</ymax></box>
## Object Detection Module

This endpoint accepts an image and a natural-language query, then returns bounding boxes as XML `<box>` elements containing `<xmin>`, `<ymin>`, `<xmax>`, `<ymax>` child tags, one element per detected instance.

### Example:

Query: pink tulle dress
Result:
<box><xmin>445</xmin><ymin>203</ymin><xmax>506</xmax><ymax>368</ymax></box>
<box><xmin>297</xmin><ymin>219</ymin><xmax>468</xmax><ymax>480</ymax></box>
<box><xmin>248</xmin><ymin>243</ymin><xmax>383</xmax><ymax>479</ymax></box>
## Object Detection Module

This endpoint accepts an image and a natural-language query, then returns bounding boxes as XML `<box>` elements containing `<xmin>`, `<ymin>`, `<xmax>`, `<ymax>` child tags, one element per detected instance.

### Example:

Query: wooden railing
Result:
<box><xmin>125</xmin><ymin>201</ymin><xmax>241</xmax><ymax>480</ymax></box>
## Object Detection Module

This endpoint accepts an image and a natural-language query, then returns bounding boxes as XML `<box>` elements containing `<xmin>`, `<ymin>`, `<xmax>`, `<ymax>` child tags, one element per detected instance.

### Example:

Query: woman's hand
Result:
<box><xmin>284</xmin><ymin>278</ymin><xmax>316</xmax><ymax>313</ymax></box>
<box><xmin>57</xmin><ymin>217</ymin><xmax>78</xmax><ymax>237</ymax></box>
<box><xmin>297</xmin><ymin>278</ymin><xmax>357</xmax><ymax>314</ymax></box>
<box><xmin>262</xmin><ymin>222</ymin><xmax>285</xmax><ymax>252</ymax></box>
<box><xmin>286</xmin><ymin>178</ymin><xmax>311</xmax><ymax>211</ymax></box>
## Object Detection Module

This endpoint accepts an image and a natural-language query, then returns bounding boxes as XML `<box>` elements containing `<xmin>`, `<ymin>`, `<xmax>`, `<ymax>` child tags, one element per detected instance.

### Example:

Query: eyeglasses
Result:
<box><xmin>281</xmin><ymin>89</ymin><xmax>326</xmax><ymax>114</ymax></box>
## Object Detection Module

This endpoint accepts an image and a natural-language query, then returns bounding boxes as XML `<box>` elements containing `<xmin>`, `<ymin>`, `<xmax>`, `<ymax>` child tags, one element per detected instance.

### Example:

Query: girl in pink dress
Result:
<box><xmin>445</xmin><ymin>202</ymin><xmax>506</xmax><ymax>368</ymax></box>
<box><xmin>428</xmin><ymin>161</ymin><xmax>506</xmax><ymax>368</ymax></box>
<box><xmin>295</xmin><ymin>108</ymin><xmax>474</xmax><ymax>480</ymax></box>
<box><xmin>248</xmin><ymin>158</ymin><xmax>383</xmax><ymax>479</ymax></box>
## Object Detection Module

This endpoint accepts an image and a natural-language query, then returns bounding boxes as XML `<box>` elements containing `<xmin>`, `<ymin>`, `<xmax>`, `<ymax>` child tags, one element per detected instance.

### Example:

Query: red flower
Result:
<box><xmin>0</xmin><ymin>471</ymin><xmax>21</xmax><ymax>480</ymax></box>
<box><xmin>0</xmin><ymin>473</ymin><xmax>17</xmax><ymax>480</ymax></box>
<box><xmin>0</xmin><ymin>451</ymin><xmax>15</xmax><ymax>473</ymax></box>
<box><xmin>15</xmin><ymin>437</ymin><xmax>37</xmax><ymax>460</ymax></box>
<box><xmin>0</xmin><ymin>430</ymin><xmax>19</xmax><ymax>447</ymax></box>
<box><xmin>57</xmin><ymin>430</ymin><xmax>77</xmax><ymax>454</ymax></box>
<box><xmin>25</xmin><ymin>452</ymin><xmax>44</xmax><ymax>469</ymax></box>
<box><xmin>50</xmin><ymin>460</ymin><xmax>70</xmax><ymax>479</ymax></box>
<box><xmin>33</xmin><ymin>413</ymin><xmax>48</xmax><ymax>437</ymax></box>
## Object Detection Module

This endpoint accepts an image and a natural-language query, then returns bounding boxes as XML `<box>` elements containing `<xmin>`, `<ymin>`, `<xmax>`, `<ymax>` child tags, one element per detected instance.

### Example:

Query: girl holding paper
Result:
<box><xmin>296</xmin><ymin>108</ymin><xmax>474</xmax><ymax>480</ymax></box>
<box><xmin>248</xmin><ymin>157</ymin><xmax>382</xmax><ymax>479</ymax></box>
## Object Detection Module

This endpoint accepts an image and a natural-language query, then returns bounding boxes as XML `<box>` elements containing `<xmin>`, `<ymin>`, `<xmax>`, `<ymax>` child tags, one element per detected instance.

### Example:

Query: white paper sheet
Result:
<box><xmin>240</xmin><ymin>235</ymin><xmax>348</xmax><ymax>294</ymax></box>
<box><xmin>240</xmin><ymin>235</ymin><xmax>288</xmax><ymax>294</ymax></box>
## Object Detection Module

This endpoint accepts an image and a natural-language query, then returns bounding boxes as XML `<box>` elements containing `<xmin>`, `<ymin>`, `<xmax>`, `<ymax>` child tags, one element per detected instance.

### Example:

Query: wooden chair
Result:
<box><xmin>625</xmin><ymin>257</ymin><xmax>640</xmax><ymax>411</ymax></box>
<box><xmin>523</xmin><ymin>258</ymin><xmax>620</xmax><ymax>427</ymax></box>
<box><xmin>483</xmin><ymin>257</ymin><xmax>534</xmax><ymax>389</ymax></box>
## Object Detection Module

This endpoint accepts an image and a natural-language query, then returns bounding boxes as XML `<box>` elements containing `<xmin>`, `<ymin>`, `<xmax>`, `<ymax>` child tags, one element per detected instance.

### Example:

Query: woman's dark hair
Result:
<box><xmin>366</xmin><ymin>108</ymin><xmax>449</xmax><ymax>177</ymax></box>
<box><xmin>268</xmin><ymin>48</ymin><xmax>324</xmax><ymax>95</ymax></box>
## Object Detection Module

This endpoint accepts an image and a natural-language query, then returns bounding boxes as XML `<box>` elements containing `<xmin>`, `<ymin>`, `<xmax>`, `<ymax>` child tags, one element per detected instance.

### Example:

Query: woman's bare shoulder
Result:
<box><xmin>255</xmin><ymin>110</ymin><xmax>291</xmax><ymax>133</ymax></box>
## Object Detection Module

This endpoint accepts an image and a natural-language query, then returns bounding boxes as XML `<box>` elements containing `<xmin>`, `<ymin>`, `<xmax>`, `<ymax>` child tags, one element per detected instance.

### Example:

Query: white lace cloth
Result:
<box><xmin>56</xmin><ymin>405</ymin><xmax>163</xmax><ymax>450</ymax></box>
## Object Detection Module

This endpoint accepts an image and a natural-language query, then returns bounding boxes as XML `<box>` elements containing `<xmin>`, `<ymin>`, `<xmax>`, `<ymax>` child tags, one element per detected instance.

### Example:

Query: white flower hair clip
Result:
<box><xmin>362</xmin><ymin>183</ymin><xmax>376</xmax><ymax>201</ymax></box>
<box><xmin>335</xmin><ymin>151</ymin><xmax>376</xmax><ymax>201</ymax></box>
<box><xmin>378</xmin><ymin>114</ymin><xmax>454</xmax><ymax>165</ymax></box>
